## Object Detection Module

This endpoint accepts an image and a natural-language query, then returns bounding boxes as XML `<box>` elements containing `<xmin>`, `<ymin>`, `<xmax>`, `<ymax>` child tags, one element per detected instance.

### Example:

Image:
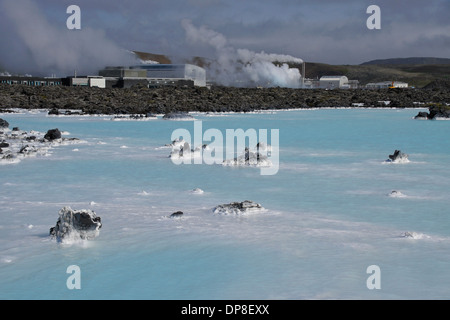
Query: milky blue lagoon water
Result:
<box><xmin>1</xmin><ymin>108</ymin><xmax>449</xmax><ymax>300</ymax></box>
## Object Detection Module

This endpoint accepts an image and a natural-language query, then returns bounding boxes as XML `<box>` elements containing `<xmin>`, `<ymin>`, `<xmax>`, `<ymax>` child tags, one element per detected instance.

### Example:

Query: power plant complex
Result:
<box><xmin>0</xmin><ymin>61</ymin><xmax>407</xmax><ymax>90</ymax></box>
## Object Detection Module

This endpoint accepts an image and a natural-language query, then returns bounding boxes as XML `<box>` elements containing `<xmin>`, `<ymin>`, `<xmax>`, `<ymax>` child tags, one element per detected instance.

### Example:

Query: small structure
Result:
<box><xmin>67</xmin><ymin>76</ymin><xmax>106</xmax><ymax>88</ymax></box>
<box><xmin>366</xmin><ymin>81</ymin><xmax>408</xmax><ymax>89</ymax></box>
<box><xmin>346</xmin><ymin>80</ymin><xmax>360</xmax><ymax>89</ymax></box>
<box><xmin>70</xmin><ymin>77</ymin><xmax>89</xmax><ymax>87</ymax></box>
<box><xmin>88</xmin><ymin>76</ymin><xmax>106</xmax><ymax>88</ymax></box>
<box><xmin>303</xmin><ymin>78</ymin><xmax>320</xmax><ymax>89</ymax></box>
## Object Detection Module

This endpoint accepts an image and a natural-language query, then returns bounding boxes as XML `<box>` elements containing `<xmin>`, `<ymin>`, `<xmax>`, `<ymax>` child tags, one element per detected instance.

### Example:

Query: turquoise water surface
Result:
<box><xmin>0</xmin><ymin>108</ymin><xmax>449</xmax><ymax>299</ymax></box>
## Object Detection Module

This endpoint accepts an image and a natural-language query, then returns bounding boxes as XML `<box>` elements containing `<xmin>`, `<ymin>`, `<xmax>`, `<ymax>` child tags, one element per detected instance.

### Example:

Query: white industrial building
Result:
<box><xmin>70</xmin><ymin>76</ymin><xmax>106</xmax><ymax>88</ymax></box>
<box><xmin>319</xmin><ymin>76</ymin><xmax>349</xmax><ymax>89</ymax></box>
<box><xmin>130</xmin><ymin>64</ymin><xmax>207</xmax><ymax>87</ymax></box>
<box><xmin>365</xmin><ymin>81</ymin><xmax>408</xmax><ymax>89</ymax></box>
<box><xmin>98</xmin><ymin>64</ymin><xmax>207</xmax><ymax>88</ymax></box>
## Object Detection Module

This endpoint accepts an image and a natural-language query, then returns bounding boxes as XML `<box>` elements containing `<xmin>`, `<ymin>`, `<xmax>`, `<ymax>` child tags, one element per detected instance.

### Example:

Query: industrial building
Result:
<box><xmin>365</xmin><ymin>81</ymin><xmax>408</xmax><ymax>89</ymax></box>
<box><xmin>303</xmin><ymin>76</ymin><xmax>359</xmax><ymax>89</ymax></box>
<box><xmin>97</xmin><ymin>64</ymin><xmax>207</xmax><ymax>88</ymax></box>
<box><xmin>130</xmin><ymin>64</ymin><xmax>207</xmax><ymax>87</ymax></box>
<box><xmin>0</xmin><ymin>76</ymin><xmax>63</xmax><ymax>86</ymax></box>
<box><xmin>0</xmin><ymin>75</ymin><xmax>106</xmax><ymax>88</ymax></box>
<box><xmin>319</xmin><ymin>76</ymin><xmax>349</xmax><ymax>89</ymax></box>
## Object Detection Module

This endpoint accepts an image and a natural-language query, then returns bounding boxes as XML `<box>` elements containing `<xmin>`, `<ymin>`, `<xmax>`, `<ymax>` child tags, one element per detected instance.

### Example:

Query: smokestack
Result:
<box><xmin>301</xmin><ymin>62</ymin><xmax>305</xmax><ymax>88</ymax></box>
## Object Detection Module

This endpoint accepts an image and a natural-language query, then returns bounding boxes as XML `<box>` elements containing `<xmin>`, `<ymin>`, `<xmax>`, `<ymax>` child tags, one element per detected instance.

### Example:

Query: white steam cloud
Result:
<box><xmin>0</xmin><ymin>0</ymin><xmax>135</xmax><ymax>76</ymax></box>
<box><xmin>181</xmin><ymin>20</ymin><xmax>303</xmax><ymax>88</ymax></box>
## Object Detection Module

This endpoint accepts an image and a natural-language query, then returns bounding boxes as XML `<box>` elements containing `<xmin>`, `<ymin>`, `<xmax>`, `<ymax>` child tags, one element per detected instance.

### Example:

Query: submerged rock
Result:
<box><xmin>112</xmin><ymin>114</ymin><xmax>157</xmax><ymax>121</ymax></box>
<box><xmin>165</xmin><ymin>138</ymin><xmax>186</xmax><ymax>148</ymax></box>
<box><xmin>213</xmin><ymin>200</ymin><xmax>264</xmax><ymax>215</ymax></box>
<box><xmin>0</xmin><ymin>141</ymin><xmax>9</xmax><ymax>148</ymax></box>
<box><xmin>388</xmin><ymin>190</ymin><xmax>406</xmax><ymax>198</ymax></box>
<box><xmin>256</xmin><ymin>142</ymin><xmax>272</xmax><ymax>152</ymax></box>
<box><xmin>0</xmin><ymin>151</ymin><xmax>14</xmax><ymax>160</ymax></box>
<box><xmin>400</xmin><ymin>231</ymin><xmax>429</xmax><ymax>239</ymax></box>
<box><xmin>170</xmin><ymin>211</ymin><xmax>184</xmax><ymax>218</ymax></box>
<box><xmin>387</xmin><ymin>150</ymin><xmax>409</xmax><ymax>163</ymax></box>
<box><xmin>168</xmin><ymin>141</ymin><xmax>204</xmax><ymax>160</ymax></box>
<box><xmin>223</xmin><ymin>147</ymin><xmax>272</xmax><ymax>167</ymax></box>
<box><xmin>414</xmin><ymin>111</ymin><xmax>430</xmax><ymax>119</ymax></box>
<box><xmin>49</xmin><ymin>206</ymin><xmax>102</xmax><ymax>241</ymax></box>
<box><xmin>19</xmin><ymin>145</ymin><xmax>38</xmax><ymax>155</ymax></box>
<box><xmin>190</xmin><ymin>188</ymin><xmax>204</xmax><ymax>194</ymax></box>
<box><xmin>162</xmin><ymin>112</ymin><xmax>195</xmax><ymax>120</ymax></box>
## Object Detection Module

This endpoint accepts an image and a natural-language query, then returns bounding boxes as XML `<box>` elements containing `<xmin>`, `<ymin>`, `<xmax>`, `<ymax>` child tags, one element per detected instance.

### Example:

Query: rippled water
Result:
<box><xmin>0</xmin><ymin>108</ymin><xmax>449</xmax><ymax>299</ymax></box>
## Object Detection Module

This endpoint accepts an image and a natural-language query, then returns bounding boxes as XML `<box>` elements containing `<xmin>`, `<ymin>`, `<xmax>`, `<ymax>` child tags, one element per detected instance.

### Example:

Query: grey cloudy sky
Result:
<box><xmin>1</xmin><ymin>0</ymin><xmax>449</xmax><ymax>76</ymax></box>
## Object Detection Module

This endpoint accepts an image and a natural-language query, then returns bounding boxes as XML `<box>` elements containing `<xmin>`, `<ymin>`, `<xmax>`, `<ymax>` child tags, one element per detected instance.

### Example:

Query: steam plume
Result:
<box><xmin>182</xmin><ymin>20</ymin><xmax>303</xmax><ymax>88</ymax></box>
<box><xmin>0</xmin><ymin>0</ymin><xmax>135</xmax><ymax>76</ymax></box>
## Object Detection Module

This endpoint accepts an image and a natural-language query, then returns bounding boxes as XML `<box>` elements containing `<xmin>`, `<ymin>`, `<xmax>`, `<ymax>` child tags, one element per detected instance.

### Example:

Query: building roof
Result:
<box><xmin>130</xmin><ymin>64</ymin><xmax>202</xmax><ymax>70</ymax></box>
<box><xmin>320</xmin><ymin>75</ymin><xmax>348</xmax><ymax>80</ymax></box>
<box><xmin>366</xmin><ymin>81</ymin><xmax>408</xmax><ymax>85</ymax></box>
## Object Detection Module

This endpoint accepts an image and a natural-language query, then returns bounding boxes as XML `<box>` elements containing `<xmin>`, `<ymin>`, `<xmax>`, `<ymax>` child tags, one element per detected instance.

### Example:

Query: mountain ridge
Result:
<box><xmin>361</xmin><ymin>57</ymin><xmax>450</xmax><ymax>66</ymax></box>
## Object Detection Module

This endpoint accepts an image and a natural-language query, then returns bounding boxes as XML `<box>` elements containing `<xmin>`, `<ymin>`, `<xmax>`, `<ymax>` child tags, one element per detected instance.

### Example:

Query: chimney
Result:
<box><xmin>301</xmin><ymin>62</ymin><xmax>306</xmax><ymax>88</ymax></box>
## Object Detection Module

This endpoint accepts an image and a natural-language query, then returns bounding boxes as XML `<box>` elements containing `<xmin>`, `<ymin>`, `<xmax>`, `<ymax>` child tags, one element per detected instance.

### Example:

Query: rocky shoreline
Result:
<box><xmin>414</xmin><ymin>104</ymin><xmax>450</xmax><ymax>120</ymax></box>
<box><xmin>0</xmin><ymin>119</ymin><xmax>83</xmax><ymax>164</ymax></box>
<box><xmin>1</xmin><ymin>84</ymin><xmax>449</xmax><ymax>115</ymax></box>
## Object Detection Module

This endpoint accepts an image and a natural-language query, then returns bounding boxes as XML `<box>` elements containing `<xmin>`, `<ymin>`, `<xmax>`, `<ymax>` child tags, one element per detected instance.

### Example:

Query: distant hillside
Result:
<box><xmin>361</xmin><ymin>57</ymin><xmax>450</xmax><ymax>65</ymax></box>
<box><xmin>282</xmin><ymin>61</ymin><xmax>450</xmax><ymax>88</ymax></box>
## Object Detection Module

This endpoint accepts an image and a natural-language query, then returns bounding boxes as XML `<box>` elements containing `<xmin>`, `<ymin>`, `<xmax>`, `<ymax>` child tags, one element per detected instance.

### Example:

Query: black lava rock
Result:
<box><xmin>170</xmin><ymin>211</ymin><xmax>184</xmax><ymax>218</ymax></box>
<box><xmin>414</xmin><ymin>111</ymin><xmax>430</xmax><ymax>119</ymax></box>
<box><xmin>44</xmin><ymin>128</ymin><xmax>62</xmax><ymax>141</ymax></box>
<box><xmin>429</xmin><ymin>105</ymin><xmax>450</xmax><ymax>119</ymax></box>
<box><xmin>388</xmin><ymin>150</ymin><xmax>409</xmax><ymax>162</ymax></box>
<box><xmin>163</xmin><ymin>112</ymin><xmax>194</xmax><ymax>120</ymax></box>
<box><xmin>49</xmin><ymin>206</ymin><xmax>102</xmax><ymax>240</ymax></box>
<box><xmin>48</xmin><ymin>108</ymin><xmax>60</xmax><ymax>115</ymax></box>
<box><xmin>0</xmin><ymin>118</ymin><xmax>9</xmax><ymax>129</ymax></box>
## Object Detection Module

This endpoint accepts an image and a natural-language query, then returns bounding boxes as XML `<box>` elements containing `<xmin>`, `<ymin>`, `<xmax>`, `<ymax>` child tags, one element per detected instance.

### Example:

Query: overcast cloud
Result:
<box><xmin>0</xmin><ymin>0</ymin><xmax>449</xmax><ymax>77</ymax></box>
